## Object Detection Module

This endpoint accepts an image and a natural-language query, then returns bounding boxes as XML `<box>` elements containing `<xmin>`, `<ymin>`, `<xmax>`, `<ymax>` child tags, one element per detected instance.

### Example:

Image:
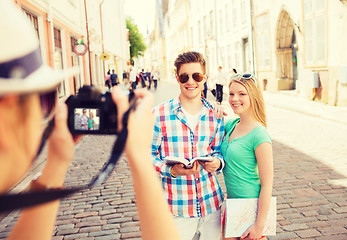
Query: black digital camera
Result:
<box><xmin>66</xmin><ymin>85</ymin><xmax>134</xmax><ymax>135</ymax></box>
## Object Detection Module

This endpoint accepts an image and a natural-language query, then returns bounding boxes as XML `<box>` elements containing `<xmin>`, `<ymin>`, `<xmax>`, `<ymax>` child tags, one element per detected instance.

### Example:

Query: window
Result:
<box><xmin>219</xmin><ymin>9</ymin><xmax>223</xmax><ymax>35</ymax></box>
<box><xmin>304</xmin><ymin>0</ymin><xmax>326</xmax><ymax>64</ymax></box>
<box><xmin>54</xmin><ymin>28</ymin><xmax>62</xmax><ymax>49</ymax></box>
<box><xmin>203</xmin><ymin>15</ymin><xmax>207</xmax><ymax>38</ymax></box>
<box><xmin>228</xmin><ymin>45</ymin><xmax>233</xmax><ymax>69</ymax></box>
<box><xmin>209</xmin><ymin>10</ymin><xmax>214</xmax><ymax>36</ymax></box>
<box><xmin>232</xmin><ymin>0</ymin><xmax>237</xmax><ymax>27</ymax></box>
<box><xmin>241</xmin><ymin>0</ymin><xmax>246</xmax><ymax>24</ymax></box>
<box><xmin>71</xmin><ymin>37</ymin><xmax>78</xmax><ymax>52</ymax></box>
<box><xmin>255</xmin><ymin>13</ymin><xmax>271</xmax><ymax>69</ymax></box>
<box><xmin>198</xmin><ymin>20</ymin><xmax>202</xmax><ymax>43</ymax></box>
<box><xmin>54</xmin><ymin>28</ymin><xmax>65</xmax><ymax>97</ymax></box>
<box><xmin>22</xmin><ymin>9</ymin><xmax>39</xmax><ymax>40</ymax></box>
<box><xmin>234</xmin><ymin>42</ymin><xmax>240</xmax><ymax>68</ymax></box>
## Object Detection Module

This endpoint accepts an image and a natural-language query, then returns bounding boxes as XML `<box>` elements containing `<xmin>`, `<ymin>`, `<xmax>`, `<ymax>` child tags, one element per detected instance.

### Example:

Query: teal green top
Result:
<box><xmin>88</xmin><ymin>118</ymin><xmax>95</xmax><ymax>129</ymax></box>
<box><xmin>221</xmin><ymin>118</ymin><xmax>271</xmax><ymax>198</ymax></box>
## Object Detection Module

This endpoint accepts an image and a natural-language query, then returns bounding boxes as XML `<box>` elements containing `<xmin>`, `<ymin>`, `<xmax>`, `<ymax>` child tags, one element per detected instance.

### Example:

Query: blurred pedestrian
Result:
<box><xmin>221</xmin><ymin>74</ymin><xmax>273</xmax><ymax>240</ymax></box>
<box><xmin>129</xmin><ymin>67</ymin><xmax>137</xmax><ymax>90</ymax></box>
<box><xmin>105</xmin><ymin>70</ymin><xmax>111</xmax><ymax>91</ymax></box>
<box><xmin>140</xmin><ymin>69</ymin><xmax>146</xmax><ymax>88</ymax></box>
<box><xmin>110</xmin><ymin>69</ymin><xmax>118</xmax><ymax>87</ymax></box>
<box><xmin>215</xmin><ymin>66</ymin><xmax>228</xmax><ymax>105</ymax></box>
<box><xmin>151</xmin><ymin>51</ymin><xmax>225</xmax><ymax>240</ymax></box>
<box><xmin>152</xmin><ymin>68</ymin><xmax>159</xmax><ymax>90</ymax></box>
<box><xmin>203</xmin><ymin>74</ymin><xmax>208</xmax><ymax>98</ymax></box>
<box><xmin>146</xmin><ymin>69</ymin><xmax>152</xmax><ymax>90</ymax></box>
<box><xmin>122</xmin><ymin>70</ymin><xmax>128</xmax><ymax>85</ymax></box>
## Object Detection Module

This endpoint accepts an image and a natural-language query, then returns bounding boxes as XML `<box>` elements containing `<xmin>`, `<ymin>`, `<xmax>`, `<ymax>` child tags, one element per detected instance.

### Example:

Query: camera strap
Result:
<box><xmin>0</xmin><ymin>102</ymin><xmax>135</xmax><ymax>212</ymax></box>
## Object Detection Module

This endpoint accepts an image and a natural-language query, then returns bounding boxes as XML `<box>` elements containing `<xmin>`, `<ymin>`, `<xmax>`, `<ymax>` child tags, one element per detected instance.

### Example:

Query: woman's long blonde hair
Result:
<box><xmin>229</xmin><ymin>75</ymin><xmax>267</xmax><ymax>128</ymax></box>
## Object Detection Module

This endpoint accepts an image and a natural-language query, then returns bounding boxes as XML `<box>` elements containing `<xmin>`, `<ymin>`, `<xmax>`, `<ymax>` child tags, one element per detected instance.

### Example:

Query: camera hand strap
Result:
<box><xmin>0</xmin><ymin>103</ymin><xmax>135</xmax><ymax>212</ymax></box>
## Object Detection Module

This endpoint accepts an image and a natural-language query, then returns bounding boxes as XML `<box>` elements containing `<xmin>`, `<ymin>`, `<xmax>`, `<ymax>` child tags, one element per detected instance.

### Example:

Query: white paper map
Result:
<box><xmin>225</xmin><ymin>197</ymin><xmax>276</xmax><ymax>238</ymax></box>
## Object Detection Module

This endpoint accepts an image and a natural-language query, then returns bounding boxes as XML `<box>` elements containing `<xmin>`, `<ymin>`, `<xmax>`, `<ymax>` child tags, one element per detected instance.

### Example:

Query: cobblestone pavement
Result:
<box><xmin>0</xmin><ymin>81</ymin><xmax>346</xmax><ymax>239</ymax></box>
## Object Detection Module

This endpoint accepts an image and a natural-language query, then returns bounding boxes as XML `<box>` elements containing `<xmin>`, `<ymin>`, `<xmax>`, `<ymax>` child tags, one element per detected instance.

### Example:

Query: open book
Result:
<box><xmin>163</xmin><ymin>156</ymin><xmax>215</xmax><ymax>169</ymax></box>
<box><xmin>225</xmin><ymin>197</ymin><xmax>276</xmax><ymax>238</ymax></box>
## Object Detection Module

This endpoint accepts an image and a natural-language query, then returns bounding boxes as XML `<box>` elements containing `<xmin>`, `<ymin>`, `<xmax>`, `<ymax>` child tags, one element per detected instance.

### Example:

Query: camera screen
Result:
<box><xmin>74</xmin><ymin>108</ymin><xmax>100</xmax><ymax>131</ymax></box>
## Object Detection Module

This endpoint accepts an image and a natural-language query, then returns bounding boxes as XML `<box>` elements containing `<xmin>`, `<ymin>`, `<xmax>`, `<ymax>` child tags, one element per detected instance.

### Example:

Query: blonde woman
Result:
<box><xmin>221</xmin><ymin>74</ymin><xmax>274</xmax><ymax>240</ymax></box>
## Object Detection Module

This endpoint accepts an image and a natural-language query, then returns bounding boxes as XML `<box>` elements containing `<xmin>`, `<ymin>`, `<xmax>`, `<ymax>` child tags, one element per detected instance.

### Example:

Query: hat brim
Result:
<box><xmin>0</xmin><ymin>65</ymin><xmax>79</xmax><ymax>96</ymax></box>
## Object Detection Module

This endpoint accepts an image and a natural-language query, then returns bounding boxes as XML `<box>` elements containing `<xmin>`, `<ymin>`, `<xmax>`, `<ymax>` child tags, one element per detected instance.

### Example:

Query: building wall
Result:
<box><xmin>253</xmin><ymin>0</ymin><xmax>347</xmax><ymax>106</ymax></box>
<box><xmin>16</xmin><ymin>0</ymin><xmax>129</xmax><ymax>96</ymax></box>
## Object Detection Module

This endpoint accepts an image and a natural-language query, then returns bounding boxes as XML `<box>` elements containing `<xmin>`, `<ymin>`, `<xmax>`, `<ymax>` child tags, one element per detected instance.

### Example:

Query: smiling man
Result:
<box><xmin>151</xmin><ymin>51</ymin><xmax>225</xmax><ymax>240</ymax></box>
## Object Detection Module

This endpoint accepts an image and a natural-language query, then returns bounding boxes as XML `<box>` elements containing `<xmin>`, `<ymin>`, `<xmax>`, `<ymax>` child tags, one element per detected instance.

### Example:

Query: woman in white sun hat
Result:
<box><xmin>0</xmin><ymin>1</ymin><xmax>81</xmax><ymax>239</ymax></box>
<box><xmin>0</xmin><ymin>1</ymin><xmax>179</xmax><ymax>239</ymax></box>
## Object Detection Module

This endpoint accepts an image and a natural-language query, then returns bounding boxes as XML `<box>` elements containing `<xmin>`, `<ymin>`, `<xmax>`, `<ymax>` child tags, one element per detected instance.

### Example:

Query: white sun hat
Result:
<box><xmin>0</xmin><ymin>0</ymin><xmax>79</xmax><ymax>96</ymax></box>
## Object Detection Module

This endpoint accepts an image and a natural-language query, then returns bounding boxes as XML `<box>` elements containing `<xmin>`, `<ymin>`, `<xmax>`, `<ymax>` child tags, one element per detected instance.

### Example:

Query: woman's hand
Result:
<box><xmin>111</xmin><ymin>87</ymin><xmax>154</xmax><ymax>161</ymax></box>
<box><xmin>199</xmin><ymin>157</ymin><xmax>221</xmax><ymax>173</ymax></box>
<box><xmin>40</xmin><ymin>102</ymin><xmax>82</xmax><ymax>187</ymax></box>
<box><xmin>241</xmin><ymin>223</ymin><xmax>265</xmax><ymax>240</ymax></box>
<box><xmin>213</xmin><ymin>105</ymin><xmax>227</xmax><ymax>119</ymax></box>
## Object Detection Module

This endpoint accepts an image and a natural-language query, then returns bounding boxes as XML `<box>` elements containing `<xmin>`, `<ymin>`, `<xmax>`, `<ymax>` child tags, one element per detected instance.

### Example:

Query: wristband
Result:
<box><xmin>169</xmin><ymin>167</ymin><xmax>177</xmax><ymax>178</ymax></box>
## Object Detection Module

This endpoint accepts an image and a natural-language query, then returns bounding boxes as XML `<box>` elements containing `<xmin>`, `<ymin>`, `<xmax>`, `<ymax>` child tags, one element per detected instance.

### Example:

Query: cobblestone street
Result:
<box><xmin>0</xmin><ymin>81</ymin><xmax>346</xmax><ymax>239</ymax></box>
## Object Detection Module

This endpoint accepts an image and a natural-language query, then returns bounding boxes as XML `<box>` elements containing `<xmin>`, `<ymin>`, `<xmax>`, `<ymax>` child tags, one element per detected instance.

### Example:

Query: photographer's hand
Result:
<box><xmin>112</xmin><ymin>87</ymin><xmax>180</xmax><ymax>240</ymax></box>
<box><xmin>41</xmin><ymin>102</ymin><xmax>82</xmax><ymax>187</ymax></box>
<box><xmin>9</xmin><ymin>102</ymin><xmax>82</xmax><ymax>240</ymax></box>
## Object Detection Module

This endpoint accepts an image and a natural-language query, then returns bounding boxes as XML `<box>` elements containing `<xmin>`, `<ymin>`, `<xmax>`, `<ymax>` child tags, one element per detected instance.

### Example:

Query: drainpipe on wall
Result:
<box><xmin>214</xmin><ymin>0</ymin><xmax>219</xmax><ymax>66</ymax></box>
<box><xmin>100</xmin><ymin>0</ymin><xmax>105</xmax><ymax>78</ymax></box>
<box><xmin>47</xmin><ymin>0</ymin><xmax>55</xmax><ymax>67</ymax></box>
<box><xmin>84</xmin><ymin>0</ymin><xmax>93</xmax><ymax>85</ymax></box>
<box><xmin>250</xmin><ymin>0</ymin><xmax>257</xmax><ymax>76</ymax></box>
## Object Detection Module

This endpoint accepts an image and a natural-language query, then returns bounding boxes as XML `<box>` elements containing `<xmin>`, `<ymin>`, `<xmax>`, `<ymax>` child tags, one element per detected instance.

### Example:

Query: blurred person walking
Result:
<box><xmin>110</xmin><ymin>69</ymin><xmax>118</xmax><ymax>87</ymax></box>
<box><xmin>215</xmin><ymin>66</ymin><xmax>228</xmax><ymax>105</ymax></box>
<box><xmin>152</xmin><ymin>69</ymin><xmax>159</xmax><ymax>90</ymax></box>
<box><xmin>129</xmin><ymin>67</ymin><xmax>137</xmax><ymax>90</ymax></box>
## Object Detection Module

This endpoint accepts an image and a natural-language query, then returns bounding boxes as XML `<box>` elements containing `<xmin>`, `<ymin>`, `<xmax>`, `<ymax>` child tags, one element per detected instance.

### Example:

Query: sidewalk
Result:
<box><xmin>262</xmin><ymin>91</ymin><xmax>347</xmax><ymax>126</ymax></box>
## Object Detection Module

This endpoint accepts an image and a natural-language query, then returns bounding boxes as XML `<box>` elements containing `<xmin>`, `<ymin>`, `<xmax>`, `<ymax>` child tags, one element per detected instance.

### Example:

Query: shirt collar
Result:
<box><xmin>171</xmin><ymin>95</ymin><xmax>214</xmax><ymax>115</ymax></box>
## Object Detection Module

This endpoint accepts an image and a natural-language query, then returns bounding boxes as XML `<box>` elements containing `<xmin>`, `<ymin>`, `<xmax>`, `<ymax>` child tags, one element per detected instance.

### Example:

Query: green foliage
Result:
<box><xmin>126</xmin><ymin>16</ymin><xmax>146</xmax><ymax>64</ymax></box>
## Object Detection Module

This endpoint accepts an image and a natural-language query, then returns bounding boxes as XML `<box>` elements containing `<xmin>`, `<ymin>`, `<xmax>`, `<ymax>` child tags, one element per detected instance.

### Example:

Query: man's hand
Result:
<box><xmin>199</xmin><ymin>157</ymin><xmax>221</xmax><ymax>173</ymax></box>
<box><xmin>170</xmin><ymin>161</ymin><xmax>200</xmax><ymax>177</ymax></box>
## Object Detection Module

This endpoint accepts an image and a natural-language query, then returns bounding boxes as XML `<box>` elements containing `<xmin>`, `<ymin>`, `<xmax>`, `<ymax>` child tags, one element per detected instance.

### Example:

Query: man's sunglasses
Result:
<box><xmin>231</xmin><ymin>73</ymin><xmax>256</xmax><ymax>84</ymax></box>
<box><xmin>178</xmin><ymin>72</ymin><xmax>204</xmax><ymax>84</ymax></box>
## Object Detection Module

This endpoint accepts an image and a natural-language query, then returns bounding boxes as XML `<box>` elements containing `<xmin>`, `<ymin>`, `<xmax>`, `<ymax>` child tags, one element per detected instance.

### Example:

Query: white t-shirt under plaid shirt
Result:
<box><xmin>151</xmin><ymin>96</ymin><xmax>225</xmax><ymax>218</ymax></box>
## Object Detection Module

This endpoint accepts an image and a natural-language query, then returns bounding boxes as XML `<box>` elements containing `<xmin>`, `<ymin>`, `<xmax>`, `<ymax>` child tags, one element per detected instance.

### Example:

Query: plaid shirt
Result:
<box><xmin>152</xmin><ymin>96</ymin><xmax>225</xmax><ymax>218</ymax></box>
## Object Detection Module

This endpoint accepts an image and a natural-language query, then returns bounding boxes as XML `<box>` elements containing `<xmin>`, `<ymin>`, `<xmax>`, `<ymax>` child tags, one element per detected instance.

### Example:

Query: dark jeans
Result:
<box><xmin>216</xmin><ymin>84</ymin><xmax>223</xmax><ymax>103</ymax></box>
<box><xmin>153</xmin><ymin>79</ymin><xmax>158</xmax><ymax>89</ymax></box>
<box><xmin>203</xmin><ymin>82</ymin><xmax>207</xmax><ymax>98</ymax></box>
<box><xmin>148</xmin><ymin>79</ymin><xmax>152</xmax><ymax>90</ymax></box>
<box><xmin>131</xmin><ymin>81</ymin><xmax>137</xmax><ymax>90</ymax></box>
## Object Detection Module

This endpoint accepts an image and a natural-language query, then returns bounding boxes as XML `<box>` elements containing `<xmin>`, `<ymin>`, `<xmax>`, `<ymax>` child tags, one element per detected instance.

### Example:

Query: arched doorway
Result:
<box><xmin>276</xmin><ymin>10</ymin><xmax>298</xmax><ymax>90</ymax></box>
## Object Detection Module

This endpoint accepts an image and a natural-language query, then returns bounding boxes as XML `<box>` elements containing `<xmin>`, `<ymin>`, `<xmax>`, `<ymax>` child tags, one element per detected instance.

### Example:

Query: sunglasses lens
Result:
<box><xmin>40</xmin><ymin>90</ymin><xmax>57</xmax><ymax>119</ymax></box>
<box><xmin>243</xmin><ymin>74</ymin><xmax>252</xmax><ymax>79</ymax></box>
<box><xmin>179</xmin><ymin>73</ymin><xmax>189</xmax><ymax>83</ymax></box>
<box><xmin>192</xmin><ymin>73</ymin><xmax>204</xmax><ymax>82</ymax></box>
